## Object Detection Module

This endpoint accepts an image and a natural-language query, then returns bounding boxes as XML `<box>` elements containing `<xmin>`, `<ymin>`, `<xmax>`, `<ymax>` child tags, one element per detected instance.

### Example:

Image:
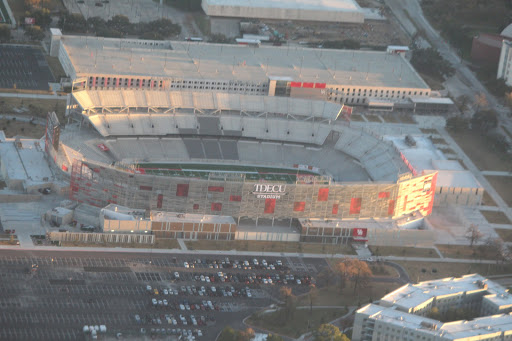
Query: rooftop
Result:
<box><xmin>60</xmin><ymin>35</ymin><xmax>429</xmax><ymax>89</ymax></box>
<box><xmin>203</xmin><ymin>0</ymin><xmax>361</xmax><ymax>11</ymax></box>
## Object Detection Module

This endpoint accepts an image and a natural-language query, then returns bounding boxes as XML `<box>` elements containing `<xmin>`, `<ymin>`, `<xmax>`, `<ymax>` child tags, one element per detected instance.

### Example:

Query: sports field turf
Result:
<box><xmin>135</xmin><ymin>163</ymin><xmax>319</xmax><ymax>183</ymax></box>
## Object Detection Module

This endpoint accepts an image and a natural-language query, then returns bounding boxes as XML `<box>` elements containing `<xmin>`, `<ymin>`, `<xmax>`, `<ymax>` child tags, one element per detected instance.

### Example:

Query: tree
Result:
<box><xmin>0</xmin><ymin>24</ymin><xmax>11</xmax><ymax>42</ymax></box>
<box><xmin>308</xmin><ymin>284</ymin><xmax>318</xmax><ymax>314</ymax></box>
<box><xmin>317</xmin><ymin>267</ymin><xmax>335</xmax><ymax>287</ymax></box>
<box><xmin>218</xmin><ymin>326</ymin><xmax>236</xmax><ymax>341</ymax></box>
<box><xmin>24</xmin><ymin>25</ymin><xmax>45</xmax><ymax>41</ymax></box>
<box><xmin>465</xmin><ymin>224</ymin><xmax>483</xmax><ymax>247</ymax></box>
<box><xmin>483</xmin><ymin>237</ymin><xmax>506</xmax><ymax>263</ymax></box>
<box><xmin>279</xmin><ymin>286</ymin><xmax>297</xmax><ymax>322</ymax></box>
<box><xmin>474</xmin><ymin>93</ymin><xmax>489</xmax><ymax>111</ymax></box>
<box><xmin>335</xmin><ymin>258</ymin><xmax>373</xmax><ymax>294</ymax></box>
<box><xmin>266</xmin><ymin>334</ymin><xmax>284</xmax><ymax>341</ymax></box>
<box><xmin>314</xmin><ymin>324</ymin><xmax>350</xmax><ymax>341</ymax></box>
<box><xmin>236</xmin><ymin>328</ymin><xmax>255</xmax><ymax>341</ymax></box>
<box><xmin>411</xmin><ymin>48</ymin><xmax>454</xmax><ymax>81</ymax></box>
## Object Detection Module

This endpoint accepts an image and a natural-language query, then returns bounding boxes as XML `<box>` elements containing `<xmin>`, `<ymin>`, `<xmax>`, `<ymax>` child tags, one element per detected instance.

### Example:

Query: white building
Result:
<box><xmin>353</xmin><ymin>274</ymin><xmax>512</xmax><ymax>341</ymax></box>
<box><xmin>201</xmin><ymin>0</ymin><xmax>365</xmax><ymax>24</ymax></box>
<box><xmin>497</xmin><ymin>40</ymin><xmax>512</xmax><ymax>86</ymax></box>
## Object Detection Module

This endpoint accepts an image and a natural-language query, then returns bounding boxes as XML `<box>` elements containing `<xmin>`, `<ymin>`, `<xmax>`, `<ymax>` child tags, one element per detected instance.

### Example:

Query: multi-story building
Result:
<box><xmin>353</xmin><ymin>274</ymin><xmax>512</xmax><ymax>341</ymax></box>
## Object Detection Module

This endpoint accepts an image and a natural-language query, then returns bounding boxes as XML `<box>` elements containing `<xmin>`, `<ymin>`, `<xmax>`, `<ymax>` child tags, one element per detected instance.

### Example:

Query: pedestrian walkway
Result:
<box><xmin>177</xmin><ymin>238</ymin><xmax>187</xmax><ymax>251</ymax></box>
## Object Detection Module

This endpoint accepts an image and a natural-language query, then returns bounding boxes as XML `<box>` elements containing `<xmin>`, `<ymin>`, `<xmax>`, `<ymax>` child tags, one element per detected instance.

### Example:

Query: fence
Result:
<box><xmin>47</xmin><ymin>232</ymin><xmax>155</xmax><ymax>244</ymax></box>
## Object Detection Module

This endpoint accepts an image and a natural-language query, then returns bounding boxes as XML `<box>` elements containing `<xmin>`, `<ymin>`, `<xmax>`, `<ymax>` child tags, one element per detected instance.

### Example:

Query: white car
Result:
<box><xmin>262</xmin><ymin>259</ymin><xmax>267</xmax><ymax>267</ymax></box>
<box><xmin>211</xmin><ymin>286</ymin><xmax>217</xmax><ymax>293</ymax></box>
<box><xmin>163</xmin><ymin>299</ymin><xmax>168</xmax><ymax>306</ymax></box>
<box><xmin>205</xmin><ymin>277</ymin><xmax>210</xmax><ymax>283</ymax></box>
<box><xmin>200</xmin><ymin>275</ymin><xmax>205</xmax><ymax>282</ymax></box>
<box><xmin>276</xmin><ymin>260</ymin><xmax>282</xmax><ymax>266</ymax></box>
<box><xmin>179</xmin><ymin>304</ymin><xmax>185</xmax><ymax>311</ymax></box>
<box><xmin>296</xmin><ymin>279</ymin><xmax>302</xmax><ymax>285</ymax></box>
<box><xmin>152</xmin><ymin>298</ymin><xmax>158</xmax><ymax>306</ymax></box>
<box><xmin>246</xmin><ymin>291</ymin><xmax>252</xmax><ymax>298</ymax></box>
<box><xmin>174</xmin><ymin>272</ymin><xmax>180</xmax><ymax>279</ymax></box>
<box><xmin>252</xmin><ymin>259</ymin><xmax>259</xmax><ymax>266</ymax></box>
<box><xmin>184</xmin><ymin>262</ymin><xmax>189</xmax><ymax>268</ymax></box>
<box><xmin>163</xmin><ymin>289</ymin><xmax>169</xmax><ymax>295</ymax></box>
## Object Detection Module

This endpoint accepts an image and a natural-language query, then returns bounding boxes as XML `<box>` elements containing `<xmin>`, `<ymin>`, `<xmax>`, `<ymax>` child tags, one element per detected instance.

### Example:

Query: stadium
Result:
<box><xmin>44</xmin><ymin>87</ymin><xmax>438</xmax><ymax>243</ymax></box>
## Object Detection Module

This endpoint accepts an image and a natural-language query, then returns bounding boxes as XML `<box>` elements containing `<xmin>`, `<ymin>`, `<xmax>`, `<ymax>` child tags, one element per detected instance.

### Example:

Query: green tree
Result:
<box><xmin>58</xmin><ymin>12</ymin><xmax>87</xmax><ymax>33</ymax></box>
<box><xmin>142</xmin><ymin>18</ymin><xmax>181</xmax><ymax>39</ymax></box>
<box><xmin>411</xmin><ymin>48</ymin><xmax>454</xmax><ymax>81</ymax></box>
<box><xmin>0</xmin><ymin>24</ymin><xmax>11</xmax><ymax>42</ymax></box>
<box><xmin>218</xmin><ymin>326</ymin><xmax>237</xmax><ymax>341</ymax></box>
<box><xmin>24</xmin><ymin>25</ymin><xmax>45</xmax><ymax>41</ymax></box>
<box><xmin>471</xmin><ymin>110</ymin><xmax>498</xmax><ymax>132</ymax></box>
<box><xmin>314</xmin><ymin>324</ymin><xmax>350</xmax><ymax>341</ymax></box>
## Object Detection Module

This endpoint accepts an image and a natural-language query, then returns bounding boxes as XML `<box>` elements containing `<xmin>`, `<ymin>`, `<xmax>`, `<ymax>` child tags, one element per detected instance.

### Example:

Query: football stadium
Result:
<box><xmin>44</xmin><ymin>87</ymin><xmax>438</xmax><ymax>243</ymax></box>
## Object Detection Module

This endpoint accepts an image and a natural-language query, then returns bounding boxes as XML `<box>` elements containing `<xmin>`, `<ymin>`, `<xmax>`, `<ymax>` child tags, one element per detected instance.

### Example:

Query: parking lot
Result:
<box><xmin>0</xmin><ymin>45</ymin><xmax>55</xmax><ymax>90</ymax></box>
<box><xmin>0</xmin><ymin>251</ymin><xmax>328</xmax><ymax>340</ymax></box>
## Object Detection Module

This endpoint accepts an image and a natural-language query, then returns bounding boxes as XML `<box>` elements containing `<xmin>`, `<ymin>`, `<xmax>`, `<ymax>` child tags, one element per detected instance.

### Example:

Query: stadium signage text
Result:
<box><xmin>252</xmin><ymin>184</ymin><xmax>286</xmax><ymax>199</ymax></box>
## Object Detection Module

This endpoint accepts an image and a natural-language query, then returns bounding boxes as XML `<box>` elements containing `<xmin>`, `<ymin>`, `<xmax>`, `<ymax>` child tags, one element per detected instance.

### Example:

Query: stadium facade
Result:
<box><xmin>49</xmin><ymin>32</ymin><xmax>448</xmax><ymax>111</ymax></box>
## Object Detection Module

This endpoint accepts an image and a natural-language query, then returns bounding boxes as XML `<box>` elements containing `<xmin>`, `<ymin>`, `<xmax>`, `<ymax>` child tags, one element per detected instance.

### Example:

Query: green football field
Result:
<box><xmin>135</xmin><ymin>163</ymin><xmax>319</xmax><ymax>183</ymax></box>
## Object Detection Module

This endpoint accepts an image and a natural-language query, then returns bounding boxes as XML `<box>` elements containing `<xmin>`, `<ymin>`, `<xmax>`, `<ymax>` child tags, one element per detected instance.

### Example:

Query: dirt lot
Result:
<box><xmin>485</xmin><ymin>176</ymin><xmax>512</xmax><ymax>207</ymax></box>
<box><xmin>482</xmin><ymin>191</ymin><xmax>497</xmax><ymax>206</ymax></box>
<box><xmin>396</xmin><ymin>260</ymin><xmax>512</xmax><ymax>282</ymax></box>
<box><xmin>0</xmin><ymin>98</ymin><xmax>67</xmax><ymax>122</ymax></box>
<box><xmin>450</xmin><ymin>130</ymin><xmax>512</xmax><ymax>172</ymax></box>
<box><xmin>365</xmin><ymin>115</ymin><xmax>381</xmax><ymax>123</ymax></box>
<box><xmin>0</xmin><ymin>118</ymin><xmax>45</xmax><ymax>138</ymax></box>
<box><xmin>480</xmin><ymin>210</ymin><xmax>511</xmax><ymax>225</ymax></box>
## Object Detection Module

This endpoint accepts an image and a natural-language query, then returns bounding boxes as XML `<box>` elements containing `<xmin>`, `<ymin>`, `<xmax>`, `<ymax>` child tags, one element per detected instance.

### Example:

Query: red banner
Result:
<box><xmin>332</xmin><ymin>204</ymin><xmax>339</xmax><ymax>215</ymax></box>
<box><xmin>208</xmin><ymin>186</ymin><xmax>224</xmax><ymax>192</ymax></box>
<box><xmin>293</xmin><ymin>201</ymin><xmax>305</xmax><ymax>212</ymax></box>
<box><xmin>264</xmin><ymin>199</ymin><xmax>276</xmax><ymax>214</ymax></box>
<box><xmin>176</xmin><ymin>184</ymin><xmax>189</xmax><ymax>197</ymax></box>
<box><xmin>378</xmin><ymin>191</ymin><xmax>390</xmax><ymax>199</ymax></box>
<box><xmin>157</xmin><ymin>194</ymin><xmax>163</xmax><ymax>209</ymax></box>
<box><xmin>388</xmin><ymin>199</ymin><xmax>395</xmax><ymax>216</ymax></box>
<box><xmin>230</xmin><ymin>195</ymin><xmax>242</xmax><ymax>202</ymax></box>
<box><xmin>211</xmin><ymin>203</ymin><xmax>222</xmax><ymax>211</ymax></box>
<box><xmin>317</xmin><ymin>188</ymin><xmax>329</xmax><ymax>201</ymax></box>
<box><xmin>290</xmin><ymin>82</ymin><xmax>302</xmax><ymax>88</ymax></box>
<box><xmin>349</xmin><ymin>197</ymin><xmax>362</xmax><ymax>214</ymax></box>
<box><xmin>302</xmin><ymin>82</ymin><xmax>314</xmax><ymax>88</ymax></box>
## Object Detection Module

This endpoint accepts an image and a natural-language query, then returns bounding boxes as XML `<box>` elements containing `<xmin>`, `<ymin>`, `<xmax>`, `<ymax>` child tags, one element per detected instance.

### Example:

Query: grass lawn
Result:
<box><xmin>365</xmin><ymin>115</ymin><xmax>382</xmax><ymax>123</ymax></box>
<box><xmin>420</xmin><ymin>128</ymin><xmax>438</xmax><ymax>134</ymax></box>
<box><xmin>381</xmin><ymin>115</ymin><xmax>400</xmax><ymax>123</ymax></box>
<box><xmin>396</xmin><ymin>260</ymin><xmax>512</xmax><ymax>282</ymax></box>
<box><xmin>435</xmin><ymin>244</ymin><xmax>501</xmax><ymax>260</ymax></box>
<box><xmin>350</xmin><ymin>115</ymin><xmax>365</xmax><ymax>122</ymax></box>
<box><xmin>482</xmin><ymin>191</ymin><xmax>497</xmax><ymax>206</ymax></box>
<box><xmin>185</xmin><ymin>240</ymin><xmax>356</xmax><ymax>255</ymax></box>
<box><xmin>0</xmin><ymin>97</ymin><xmax>67</xmax><ymax>122</ymax></box>
<box><xmin>439</xmin><ymin>147</ymin><xmax>456</xmax><ymax>155</ymax></box>
<box><xmin>0</xmin><ymin>118</ymin><xmax>45</xmax><ymax>138</ymax></box>
<box><xmin>247</xmin><ymin>307</ymin><xmax>348</xmax><ymax>338</ymax></box>
<box><xmin>495</xmin><ymin>229</ymin><xmax>512</xmax><ymax>242</ymax></box>
<box><xmin>297</xmin><ymin>282</ymin><xmax>401</xmax><ymax>308</ymax></box>
<box><xmin>450</xmin><ymin>129</ymin><xmax>512</xmax><ymax>172</ymax></box>
<box><xmin>485</xmin><ymin>176</ymin><xmax>512</xmax><ymax>207</ymax></box>
<box><xmin>61</xmin><ymin>239</ymin><xmax>179</xmax><ymax>249</ymax></box>
<box><xmin>480</xmin><ymin>210</ymin><xmax>511</xmax><ymax>225</ymax></box>
<box><xmin>369</xmin><ymin>246</ymin><xmax>439</xmax><ymax>258</ymax></box>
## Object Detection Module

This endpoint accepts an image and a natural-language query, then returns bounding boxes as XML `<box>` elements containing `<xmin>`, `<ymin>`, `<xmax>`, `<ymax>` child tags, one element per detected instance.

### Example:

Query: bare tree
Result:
<box><xmin>465</xmin><ymin>224</ymin><xmax>483</xmax><ymax>247</ymax></box>
<box><xmin>484</xmin><ymin>237</ymin><xmax>506</xmax><ymax>263</ymax></box>
<box><xmin>279</xmin><ymin>286</ymin><xmax>296</xmax><ymax>322</ymax></box>
<box><xmin>474</xmin><ymin>93</ymin><xmax>488</xmax><ymax>111</ymax></box>
<box><xmin>335</xmin><ymin>258</ymin><xmax>373</xmax><ymax>294</ymax></box>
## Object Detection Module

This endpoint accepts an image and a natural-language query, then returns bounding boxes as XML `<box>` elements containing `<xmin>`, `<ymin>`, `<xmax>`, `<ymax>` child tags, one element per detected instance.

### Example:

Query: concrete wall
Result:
<box><xmin>235</xmin><ymin>231</ymin><xmax>299</xmax><ymax>242</ymax></box>
<box><xmin>367</xmin><ymin>228</ymin><xmax>435</xmax><ymax>247</ymax></box>
<box><xmin>210</xmin><ymin>17</ymin><xmax>240</xmax><ymax>38</ymax></box>
<box><xmin>435</xmin><ymin>186</ymin><xmax>482</xmax><ymax>207</ymax></box>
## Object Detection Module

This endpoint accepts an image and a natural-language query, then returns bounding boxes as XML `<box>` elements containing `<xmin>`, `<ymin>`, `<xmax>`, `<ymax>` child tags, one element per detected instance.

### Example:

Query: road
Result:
<box><xmin>384</xmin><ymin>0</ymin><xmax>512</xmax><ymax>130</ymax></box>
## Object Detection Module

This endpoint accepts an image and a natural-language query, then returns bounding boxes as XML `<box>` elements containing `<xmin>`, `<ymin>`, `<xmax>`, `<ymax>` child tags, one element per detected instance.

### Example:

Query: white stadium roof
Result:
<box><xmin>73</xmin><ymin>90</ymin><xmax>343</xmax><ymax>121</ymax></box>
<box><xmin>60</xmin><ymin>35</ymin><xmax>429</xmax><ymax>90</ymax></box>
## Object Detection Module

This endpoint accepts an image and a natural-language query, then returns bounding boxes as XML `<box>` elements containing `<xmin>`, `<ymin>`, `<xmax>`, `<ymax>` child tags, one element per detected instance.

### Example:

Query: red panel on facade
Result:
<box><xmin>193</xmin><ymin>204</ymin><xmax>199</xmax><ymax>210</ymax></box>
<box><xmin>349</xmin><ymin>198</ymin><xmax>362</xmax><ymax>214</ymax></box>
<box><xmin>62</xmin><ymin>164</ymin><xmax>68</xmax><ymax>171</ymax></box>
<box><xmin>293</xmin><ymin>201</ymin><xmax>306</xmax><ymax>212</ymax></box>
<box><xmin>230</xmin><ymin>195</ymin><xmax>242</xmax><ymax>202</ymax></box>
<box><xmin>208</xmin><ymin>186</ymin><xmax>224</xmax><ymax>192</ymax></box>
<box><xmin>157</xmin><ymin>194</ymin><xmax>163</xmax><ymax>209</ymax></box>
<box><xmin>264</xmin><ymin>199</ymin><xmax>276</xmax><ymax>214</ymax></box>
<box><xmin>314</xmin><ymin>83</ymin><xmax>326</xmax><ymax>89</ymax></box>
<box><xmin>211</xmin><ymin>203</ymin><xmax>222</xmax><ymax>211</ymax></box>
<box><xmin>290</xmin><ymin>82</ymin><xmax>302</xmax><ymax>88</ymax></box>
<box><xmin>302</xmin><ymin>82</ymin><xmax>314</xmax><ymax>88</ymax></box>
<box><xmin>403</xmin><ymin>195</ymin><xmax>408</xmax><ymax>211</ymax></box>
<box><xmin>388</xmin><ymin>199</ymin><xmax>395</xmax><ymax>216</ymax></box>
<box><xmin>378</xmin><ymin>191</ymin><xmax>390</xmax><ymax>198</ymax></box>
<box><xmin>332</xmin><ymin>204</ymin><xmax>339</xmax><ymax>215</ymax></box>
<box><xmin>140</xmin><ymin>185</ymin><xmax>153</xmax><ymax>191</ymax></box>
<box><xmin>176</xmin><ymin>184</ymin><xmax>189</xmax><ymax>197</ymax></box>
<box><xmin>318</xmin><ymin>188</ymin><xmax>329</xmax><ymax>201</ymax></box>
